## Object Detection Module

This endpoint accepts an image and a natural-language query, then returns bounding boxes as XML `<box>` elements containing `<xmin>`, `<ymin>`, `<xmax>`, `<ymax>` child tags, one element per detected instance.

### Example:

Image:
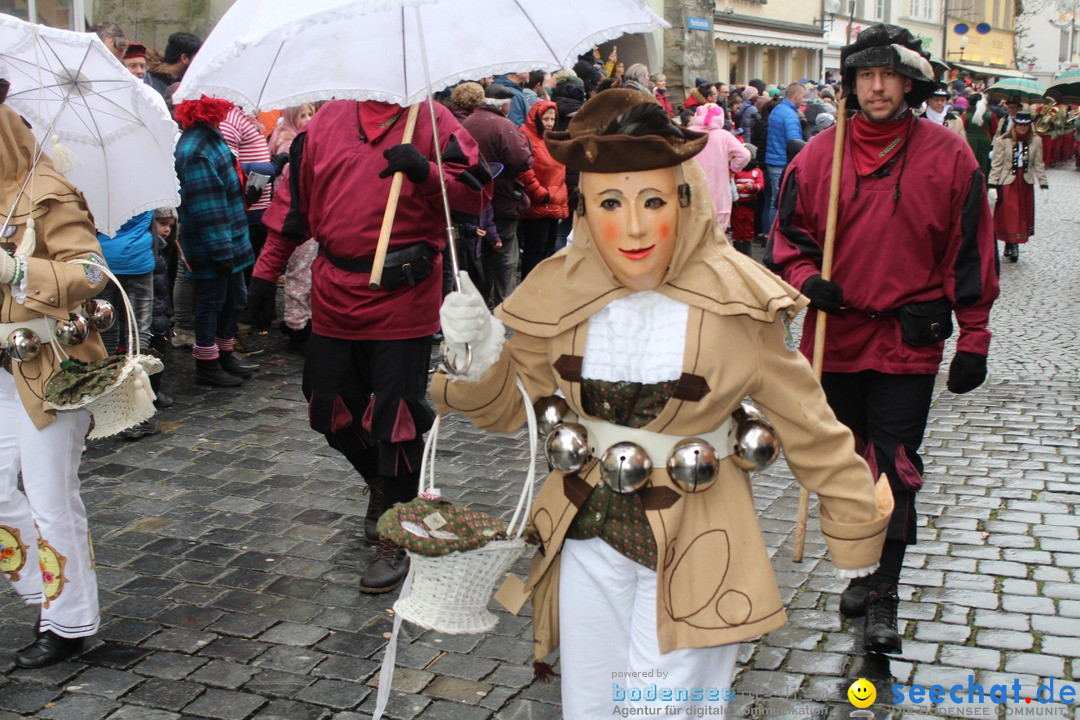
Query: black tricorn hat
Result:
<box><xmin>544</xmin><ymin>89</ymin><xmax>707</xmax><ymax>172</ymax></box>
<box><xmin>841</xmin><ymin>24</ymin><xmax>937</xmax><ymax>110</ymax></box>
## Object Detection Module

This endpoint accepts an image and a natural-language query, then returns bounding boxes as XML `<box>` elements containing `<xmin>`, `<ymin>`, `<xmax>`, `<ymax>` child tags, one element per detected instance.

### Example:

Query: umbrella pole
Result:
<box><xmin>369</xmin><ymin>103</ymin><xmax>421</xmax><ymax>289</ymax></box>
<box><xmin>792</xmin><ymin>93</ymin><xmax>848</xmax><ymax>563</ymax></box>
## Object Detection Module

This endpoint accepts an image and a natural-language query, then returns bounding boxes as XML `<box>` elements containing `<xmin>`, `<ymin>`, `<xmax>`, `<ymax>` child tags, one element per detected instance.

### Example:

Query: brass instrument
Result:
<box><xmin>1033</xmin><ymin>100</ymin><xmax>1060</xmax><ymax>134</ymax></box>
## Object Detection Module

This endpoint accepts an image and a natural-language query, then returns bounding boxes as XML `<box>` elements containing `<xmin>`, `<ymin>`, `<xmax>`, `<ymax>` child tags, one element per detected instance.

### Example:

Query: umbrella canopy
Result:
<box><xmin>984</xmin><ymin>76</ymin><xmax>1048</xmax><ymax>104</ymax></box>
<box><xmin>1046</xmin><ymin>67</ymin><xmax>1080</xmax><ymax>104</ymax></box>
<box><xmin>176</xmin><ymin>0</ymin><xmax>669</xmax><ymax>111</ymax></box>
<box><xmin>0</xmin><ymin>15</ymin><xmax>180</xmax><ymax>236</ymax></box>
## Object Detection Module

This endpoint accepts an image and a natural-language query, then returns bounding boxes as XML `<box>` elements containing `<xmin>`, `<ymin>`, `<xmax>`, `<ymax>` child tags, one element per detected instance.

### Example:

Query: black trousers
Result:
<box><xmin>302</xmin><ymin>334</ymin><xmax>434</xmax><ymax>506</ymax></box>
<box><xmin>820</xmin><ymin>371</ymin><xmax>936</xmax><ymax>545</ymax></box>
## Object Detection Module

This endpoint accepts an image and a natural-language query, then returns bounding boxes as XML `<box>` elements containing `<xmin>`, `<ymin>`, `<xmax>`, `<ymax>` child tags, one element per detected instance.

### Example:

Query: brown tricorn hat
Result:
<box><xmin>544</xmin><ymin>88</ymin><xmax>707</xmax><ymax>172</ymax></box>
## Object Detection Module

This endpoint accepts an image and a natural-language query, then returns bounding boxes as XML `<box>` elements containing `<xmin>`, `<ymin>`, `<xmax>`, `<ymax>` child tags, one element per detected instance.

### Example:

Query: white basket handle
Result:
<box><xmin>418</xmin><ymin>377</ymin><xmax>538</xmax><ymax>539</ymax></box>
<box><xmin>65</xmin><ymin>258</ymin><xmax>142</xmax><ymax>359</ymax></box>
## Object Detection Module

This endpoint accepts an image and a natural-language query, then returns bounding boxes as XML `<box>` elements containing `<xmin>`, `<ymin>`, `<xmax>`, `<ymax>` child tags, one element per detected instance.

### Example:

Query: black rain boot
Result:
<box><xmin>840</xmin><ymin>575</ymin><xmax>873</xmax><ymax>617</ymax></box>
<box><xmin>15</xmin><ymin>631</ymin><xmax>85</xmax><ymax>669</ymax></box>
<box><xmin>359</xmin><ymin>536</ymin><xmax>409</xmax><ymax>594</ymax></box>
<box><xmin>150</xmin><ymin>370</ymin><xmax>172</xmax><ymax>409</ymax></box>
<box><xmin>195</xmin><ymin>358</ymin><xmax>244</xmax><ymax>387</ymax></box>
<box><xmin>219</xmin><ymin>351</ymin><xmax>257</xmax><ymax>378</ymax></box>
<box><xmin>863</xmin><ymin>583</ymin><xmax>903</xmax><ymax>655</ymax></box>
<box><xmin>364</xmin><ymin>478</ymin><xmax>386</xmax><ymax>544</ymax></box>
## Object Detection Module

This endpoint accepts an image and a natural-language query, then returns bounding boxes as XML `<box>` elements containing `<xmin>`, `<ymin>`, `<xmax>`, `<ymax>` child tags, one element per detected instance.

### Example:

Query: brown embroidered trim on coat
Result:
<box><xmin>553</xmin><ymin>355</ymin><xmax>583</xmax><ymax>382</ymax></box>
<box><xmin>672</xmin><ymin>373</ymin><xmax>710</xmax><ymax>401</ymax></box>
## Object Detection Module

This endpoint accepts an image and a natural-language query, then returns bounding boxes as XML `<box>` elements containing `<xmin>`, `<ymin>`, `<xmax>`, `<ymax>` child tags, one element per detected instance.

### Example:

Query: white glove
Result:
<box><xmin>1041</xmin><ymin>187</ymin><xmax>1049</xmax><ymax>203</ymax></box>
<box><xmin>439</xmin><ymin>271</ymin><xmax>504</xmax><ymax>381</ymax></box>
<box><xmin>986</xmin><ymin>188</ymin><xmax>998</xmax><ymax>206</ymax></box>
<box><xmin>0</xmin><ymin>251</ymin><xmax>18</xmax><ymax>285</ymax></box>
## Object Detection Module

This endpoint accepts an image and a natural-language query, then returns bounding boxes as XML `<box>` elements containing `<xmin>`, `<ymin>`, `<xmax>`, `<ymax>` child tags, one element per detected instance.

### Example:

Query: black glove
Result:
<box><xmin>214</xmin><ymin>258</ymin><xmax>234</xmax><ymax>277</ymax></box>
<box><xmin>378</xmin><ymin>144</ymin><xmax>430</xmax><ymax>184</ymax></box>
<box><xmin>801</xmin><ymin>274</ymin><xmax>844</xmax><ymax>313</ymax></box>
<box><xmin>269</xmin><ymin>152</ymin><xmax>289</xmax><ymax>175</ymax></box>
<box><xmin>247</xmin><ymin>276</ymin><xmax>278</xmax><ymax>328</ymax></box>
<box><xmin>947</xmin><ymin>351</ymin><xmax>987</xmax><ymax>394</ymax></box>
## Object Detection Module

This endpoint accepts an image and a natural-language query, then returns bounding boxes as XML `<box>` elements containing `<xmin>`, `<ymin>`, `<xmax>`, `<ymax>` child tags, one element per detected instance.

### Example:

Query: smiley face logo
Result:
<box><xmin>848</xmin><ymin>678</ymin><xmax>876</xmax><ymax>708</ymax></box>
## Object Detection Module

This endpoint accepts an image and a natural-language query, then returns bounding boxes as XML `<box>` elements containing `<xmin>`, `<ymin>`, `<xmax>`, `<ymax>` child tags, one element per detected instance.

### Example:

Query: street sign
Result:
<box><xmin>687</xmin><ymin>15</ymin><xmax>712</xmax><ymax>31</ymax></box>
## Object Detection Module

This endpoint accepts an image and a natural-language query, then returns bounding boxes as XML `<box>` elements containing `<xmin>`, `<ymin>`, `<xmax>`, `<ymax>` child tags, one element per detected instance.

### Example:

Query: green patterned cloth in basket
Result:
<box><xmin>377</xmin><ymin>496</ymin><xmax>508</xmax><ymax>556</ymax></box>
<box><xmin>44</xmin><ymin>356</ymin><xmax>126</xmax><ymax>405</ymax></box>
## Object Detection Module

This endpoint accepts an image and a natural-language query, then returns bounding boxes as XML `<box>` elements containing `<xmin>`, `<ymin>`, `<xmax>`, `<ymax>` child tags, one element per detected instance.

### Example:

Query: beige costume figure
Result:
<box><xmin>0</xmin><ymin>100</ymin><xmax>109</xmax><ymax>669</ymax></box>
<box><xmin>434</xmin><ymin>90</ymin><xmax>892</xmax><ymax>718</ymax></box>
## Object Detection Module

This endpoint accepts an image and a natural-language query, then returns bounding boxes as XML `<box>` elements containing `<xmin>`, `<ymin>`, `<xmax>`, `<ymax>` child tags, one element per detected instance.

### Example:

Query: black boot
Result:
<box><xmin>15</xmin><ymin>631</ymin><xmax>85</xmax><ymax>669</ymax></box>
<box><xmin>359</xmin><ymin>537</ymin><xmax>409</xmax><ymax>594</ymax></box>
<box><xmin>286</xmin><ymin>321</ymin><xmax>311</xmax><ymax>355</ymax></box>
<box><xmin>195</xmin><ymin>358</ymin><xmax>244</xmax><ymax>387</ymax></box>
<box><xmin>219</xmin><ymin>351</ymin><xmax>257</xmax><ymax>378</ymax></box>
<box><xmin>364</xmin><ymin>478</ymin><xmax>385</xmax><ymax>544</ymax></box>
<box><xmin>733</xmin><ymin>240</ymin><xmax>752</xmax><ymax>256</ymax></box>
<box><xmin>840</xmin><ymin>576</ymin><xmax>873</xmax><ymax>617</ymax></box>
<box><xmin>150</xmin><ymin>370</ymin><xmax>172</xmax><ymax>409</ymax></box>
<box><xmin>863</xmin><ymin>583</ymin><xmax>903</xmax><ymax>654</ymax></box>
<box><xmin>1004</xmin><ymin>243</ymin><xmax>1019</xmax><ymax>262</ymax></box>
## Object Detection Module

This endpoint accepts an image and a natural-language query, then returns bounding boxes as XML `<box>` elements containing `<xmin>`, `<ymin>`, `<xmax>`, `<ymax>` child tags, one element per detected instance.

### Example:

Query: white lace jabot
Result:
<box><xmin>581</xmin><ymin>291</ymin><xmax>688</xmax><ymax>384</ymax></box>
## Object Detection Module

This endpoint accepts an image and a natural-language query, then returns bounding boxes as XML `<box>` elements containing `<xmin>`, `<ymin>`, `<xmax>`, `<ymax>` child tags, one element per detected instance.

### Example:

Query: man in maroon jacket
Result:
<box><xmin>769</xmin><ymin>25</ymin><xmax>999</xmax><ymax>655</ymax></box>
<box><xmin>250</xmin><ymin>100</ymin><xmax>491</xmax><ymax>593</ymax></box>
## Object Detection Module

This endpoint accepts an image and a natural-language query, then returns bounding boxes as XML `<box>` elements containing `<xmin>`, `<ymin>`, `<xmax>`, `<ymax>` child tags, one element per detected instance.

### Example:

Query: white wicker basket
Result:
<box><xmin>392</xmin><ymin>377</ymin><xmax>538</xmax><ymax>634</ymax></box>
<box><xmin>373</xmin><ymin>379</ymin><xmax>538</xmax><ymax>720</ymax></box>
<box><xmin>45</xmin><ymin>260</ymin><xmax>162</xmax><ymax>439</ymax></box>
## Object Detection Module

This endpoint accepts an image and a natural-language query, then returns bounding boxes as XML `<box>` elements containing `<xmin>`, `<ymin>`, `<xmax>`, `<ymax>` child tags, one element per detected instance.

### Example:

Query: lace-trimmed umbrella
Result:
<box><xmin>0</xmin><ymin>15</ymin><xmax>180</xmax><ymax>236</ymax></box>
<box><xmin>176</xmin><ymin>0</ymin><xmax>667</xmax><ymax>111</ymax></box>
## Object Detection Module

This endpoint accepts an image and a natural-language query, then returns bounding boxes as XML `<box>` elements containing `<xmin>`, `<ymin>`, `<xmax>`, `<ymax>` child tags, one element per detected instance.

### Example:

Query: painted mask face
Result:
<box><xmin>580</xmin><ymin>166</ymin><xmax>680</xmax><ymax>292</ymax></box>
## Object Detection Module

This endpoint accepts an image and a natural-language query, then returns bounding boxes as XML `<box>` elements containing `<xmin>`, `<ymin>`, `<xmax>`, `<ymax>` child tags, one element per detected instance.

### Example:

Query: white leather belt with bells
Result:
<box><xmin>578</xmin><ymin>416</ymin><xmax>735</xmax><ymax>466</ymax></box>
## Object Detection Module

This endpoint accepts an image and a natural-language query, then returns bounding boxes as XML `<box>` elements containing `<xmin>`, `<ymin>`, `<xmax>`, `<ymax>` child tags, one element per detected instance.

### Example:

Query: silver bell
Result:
<box><xmin>6</xmin><ymin>328</ymin><xmax>41</xmax><ymax>362</ymax></box>
<box><xmin>667</xmin><ymin>438</ymin><xmax>720</xmax><ymax>493</ymax></box>
<box><xmin>83</xmin><ymin>299</ymin><xmax>116</xmax><ymax>331</ymax></box>
<box><xmin>55</xmin><ymin>313</ymin><xmax>90</xmax><ymax>346</ymax></box>
<box><xmin>600</xmin><ymin>441</ymin><xmax>652</xmax><ymax>494</ymax></box>
<box><xmin>731</xmin><ymin>402</ymin><xmax>781</xmax><ymax>471</ymax></box>
<box><xmin>534</xmin><ymin>396</ymin><xmax>577</xmax><ymax>440</ymax></box>
<box><xmin>545</xmin><ymin>422</ymin><xmax>590</xmax><ymax>473</ymax></box>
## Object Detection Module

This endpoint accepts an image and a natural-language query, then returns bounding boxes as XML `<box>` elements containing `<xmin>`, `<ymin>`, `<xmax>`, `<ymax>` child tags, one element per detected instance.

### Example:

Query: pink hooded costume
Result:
<box><xmin>688</xmin><ymin>104</ymin><xmax>751</xmax><ymax>229</ymax></box>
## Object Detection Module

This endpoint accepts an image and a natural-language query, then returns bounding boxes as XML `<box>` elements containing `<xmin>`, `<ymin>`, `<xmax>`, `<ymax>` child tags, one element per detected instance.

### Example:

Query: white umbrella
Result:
<box><xmin>0</xmin><ymin>15</ymin><xmax>180</xmax><ymax>236</ymax></box>
<box><xmin>176</xmin><ymin>0</ymin><xmax>668</xmax><ymax>110</ymax></box>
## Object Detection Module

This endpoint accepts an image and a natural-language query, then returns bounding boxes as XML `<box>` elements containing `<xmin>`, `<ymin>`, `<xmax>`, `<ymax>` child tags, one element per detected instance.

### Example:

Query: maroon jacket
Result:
<box><xmin>519</xmin><ymin>101</ymin><xmax>568</xmax><ymax>220</ymax></box>
<box><xmin>770</xmin><ymin>116</ymin><xmax>999</xmax><ymax>374</ymax></box>
<box><xmin>461</xmin><ymin>105</ymin><xmax>533</xmax><ymax>218</ymax></box>
<box><xmin>256</xmin><ymin>100</ymin><xmax>489</xmax><ymax>341</ymax></box>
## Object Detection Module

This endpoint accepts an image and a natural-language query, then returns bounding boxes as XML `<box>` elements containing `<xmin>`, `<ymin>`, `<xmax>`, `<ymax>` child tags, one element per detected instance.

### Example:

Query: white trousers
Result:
<box><xmin>0</xmin><ymin>371</ymin><xmax>98</xmax><ymax>638</ymax></box>
<box><xmin>559</xmin><ymin>538</ymin><xmax>739</xmax><ymax>719</ymax></box>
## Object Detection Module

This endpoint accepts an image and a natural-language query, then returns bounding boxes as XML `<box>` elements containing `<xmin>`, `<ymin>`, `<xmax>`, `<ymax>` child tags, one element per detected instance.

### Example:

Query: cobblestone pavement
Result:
<box><xmin>1</xmin><ymin>168</ymin><xmax>1078</xmax><ymax>720</ymax></box>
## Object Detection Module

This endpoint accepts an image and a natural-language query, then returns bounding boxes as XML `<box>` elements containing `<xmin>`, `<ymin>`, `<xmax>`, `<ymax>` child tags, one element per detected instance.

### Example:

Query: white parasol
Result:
<box><xmin>176</xmin><ymin>0</ymin><xmax>668</xmax><ymax>111</ymax></box>
<box><xmin>0</xmin><ymin>14</ymin><xmax>180</xmax><ymax>236</ymax></box>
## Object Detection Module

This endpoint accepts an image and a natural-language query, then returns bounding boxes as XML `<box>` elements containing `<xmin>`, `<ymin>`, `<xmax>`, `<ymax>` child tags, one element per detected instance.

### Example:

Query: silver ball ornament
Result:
<box><xmin>600</xmin><ymin>441</ymin><xmax>652</xmax><ymax>494</ymax></box>
<box><xmin>55</xmin><ymin>313</ymin><xmax>90</xmax><ymax>346</ymax></box>
<box><xmin>86</xmin><ymin>299</ymin><xmax>116</xmax><ymax>331</ymax></box>
<box><xmin>667</xmin><ymin>438</ymin><xmax>720</xmax><ymax>492</ymax></box>
<box><xmin>6</xmin><ymin>328</ymin><xmax>41</xmax><ymax>362</ymax></box>
<box><xmin>731</xmin><ymin>403</ymin><xmax>780</xmax><ymax>471</ymax></box>
<box><xmin>545</xmin><ymin>422</ymin><xmax>590</xmax><ymax>473</ymax></box>
<box><xmin>534</xmin><ymin>396</ymin><xmax>577</xmax><ymax>440</ymax></box>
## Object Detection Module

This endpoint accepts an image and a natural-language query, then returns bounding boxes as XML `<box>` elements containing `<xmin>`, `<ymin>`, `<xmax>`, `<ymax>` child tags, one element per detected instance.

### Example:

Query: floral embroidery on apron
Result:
<box><xmin>37</xmin><ymin>538</ymin><xmax>68</xmax><ymax>607</ymax></box>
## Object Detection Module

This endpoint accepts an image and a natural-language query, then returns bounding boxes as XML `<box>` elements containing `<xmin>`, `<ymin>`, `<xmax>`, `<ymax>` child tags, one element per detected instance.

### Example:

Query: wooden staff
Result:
<box><xmin>369</xmin><ymin>103</ymin><xmax>421</xmax><ymax>289</ymax></box>
<box><xmin>792</xmin><ymin>93</ymin><xmax>848</xmax><ymax>563</ymax></box>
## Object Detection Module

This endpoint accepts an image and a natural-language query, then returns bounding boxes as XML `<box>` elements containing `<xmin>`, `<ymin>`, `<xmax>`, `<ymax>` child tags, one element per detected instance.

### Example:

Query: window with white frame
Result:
<box><xmin>874</xmin><ymin>0</ymin><xmax>886</xmax><ymax>19</ymax></box>
<box><xmin>922</xmin><ymin>0</ymin><xmax>935</xmax><ymax>20</ymax></box>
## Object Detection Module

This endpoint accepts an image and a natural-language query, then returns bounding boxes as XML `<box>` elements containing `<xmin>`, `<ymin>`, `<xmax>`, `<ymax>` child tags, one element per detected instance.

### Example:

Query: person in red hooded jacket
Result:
<box><xmin>517</xmin><ymin>100</ymin><xmax>569</xmax><ymax>278</ymax></box>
